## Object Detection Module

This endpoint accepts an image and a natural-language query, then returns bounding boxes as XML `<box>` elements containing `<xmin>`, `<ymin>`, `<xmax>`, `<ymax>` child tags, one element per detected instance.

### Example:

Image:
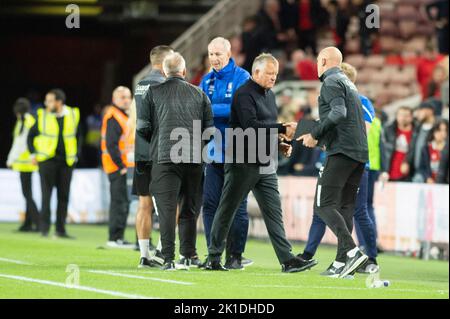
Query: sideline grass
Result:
<box><xmin>0</xmin><ymin>223</ymin><xmax>448</xmax><ymax>299</ymax></box>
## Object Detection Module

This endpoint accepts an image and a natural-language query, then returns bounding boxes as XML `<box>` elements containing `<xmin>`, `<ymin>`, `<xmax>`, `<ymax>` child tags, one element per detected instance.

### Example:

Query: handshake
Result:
<box><xmin>278</xmin><ymin>122</ymin><xmax>319</xmax><ymax>158</ymax></box>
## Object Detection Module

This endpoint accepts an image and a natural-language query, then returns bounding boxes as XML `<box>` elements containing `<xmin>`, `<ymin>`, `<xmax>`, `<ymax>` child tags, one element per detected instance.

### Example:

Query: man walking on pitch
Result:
<box><xmin>206</xmin><ymin>53</ymin><xmax>317</xmax><ymax>273</ymax></box>
<box><xmin>129</xmin><ymin>45</ymin><xmax>173</xmax><ymax>268</ymax></box>
<box><xmin>296</xmin><ymin>47</ymin><xmax>369</xmax><ymax>278</ymax></box>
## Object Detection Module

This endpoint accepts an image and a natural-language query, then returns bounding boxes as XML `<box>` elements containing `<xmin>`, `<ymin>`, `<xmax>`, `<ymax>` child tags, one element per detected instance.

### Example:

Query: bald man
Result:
<box><xmin>296</xmin><ymin>47</ymin><xmax>369</xmax><ymax>278</ymax></box>
<box><xmin>200</xmin><ymin>37</ymin><xmax>251</xmax><ymax>269</ymax></box>
<box><xmin>102</xmin><ymin>86</ymin><xmax>135</xmax><ymax>248</ymax></box>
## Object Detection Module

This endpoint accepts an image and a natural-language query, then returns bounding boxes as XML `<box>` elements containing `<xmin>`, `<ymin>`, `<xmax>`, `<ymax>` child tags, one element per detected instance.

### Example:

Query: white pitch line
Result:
<box><xmin>0</xmin><ymin>257</ymin><xmax>33</xmax><ymax>265</ymax></box>
<box><xmin>0</xmin><ymin>273</ymin><xmax>156</xmax><ymax>299</ymax></box>
<box><xmin>88</xmin><ymin>270</ymin><xmax>194</xmax><ymax>286</ymax></box>
<box><xmin>249</xmin><ymin>284</ymin><xmax>449</xmax><ymax>294</ymax></box>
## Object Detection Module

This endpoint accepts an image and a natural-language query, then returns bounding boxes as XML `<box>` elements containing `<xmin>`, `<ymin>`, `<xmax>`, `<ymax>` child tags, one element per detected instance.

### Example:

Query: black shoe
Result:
<box><xmin>175</xmin><ymin>257</ymin><xmax>191</xmax><ymax>271</ymax></box>
<box><xmin>356</xmin><ymin>258</ymin><xmax>379</xmax><ymax>274</ymax></box>
<box><xmin>162</xmin><ymin>261</ymin><xmax>176</xmax><ymax>271</ymax></box>
<box><xmin>138</xmin><ymin>257</ymin><xmax>158</xmax><ymax>269</ymax></box>
<box><xmin>18</xmin><ymin>225</ymin><xmax>33</xmax><ymax>232</ymax></box>
<box><xmin>297</xmin><ymin>252</ymin><xmax>314</xmax><ymax>261</ymax></box>
<box><xmin>241</xmin><ymin>256</ymin><xmax>253</xmax><ymax>267</ymax></box>
<box><xmin>190</xmin><ymin>255</ymin><xmax>203</xmax><ymax>267</ymax></box>
<box><xmin>197</xmin><ymin>257</ymin><xmax>208</xmax><ymax>269</ymax></box>
<box><xmin>282</xmin><ymin>256</ymin><xmax>318</xmax><ymax>273</ymax></box>
<box><xmin>320</xmin><ymin>263</ymin><xmax>344</xmax><ymax>278</ymax></box>
<box><xmin>225</xmin><ymin>255</ymin><xmax>244</xmax><ymax>270</ymax></box>
<box><xmin>55</xmin><ymin>232</ymin><xmax>76</xmax><ymax>239</ymax></box>
<box><xmin>150</xmin><ymin>250</ymin><xmax>164</xmax><ymax>266</ymax></box>
<box><xmin>205</xmin><ymin>259</ymin><xmax>228</xmax><ymax>271</ymax></box>
<box><xmin>340</xmin><ymin>249</ymin><xmax>368</xmax><ymax>278</ymax></box>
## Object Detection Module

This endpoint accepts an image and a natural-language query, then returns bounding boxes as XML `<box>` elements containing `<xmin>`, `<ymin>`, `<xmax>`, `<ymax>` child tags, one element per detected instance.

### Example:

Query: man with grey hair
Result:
<box><xmin>131</xmin><ymin>45</ymin><xmax>173</xmax><ymax>269</ymax></box>
<box><xmin>205</xmin><ymin>53</ymin><xmax>317</xmax><ymax>273</ymax></box>
<box><xmin>199</xmin><ymin>36</ymin><xmax>251</xmax><ymax>270</ymax></box>
<box><xmin>137</xmin><ymin>52</ymin><xmax>214</xmax><ymax>271</ymax></box>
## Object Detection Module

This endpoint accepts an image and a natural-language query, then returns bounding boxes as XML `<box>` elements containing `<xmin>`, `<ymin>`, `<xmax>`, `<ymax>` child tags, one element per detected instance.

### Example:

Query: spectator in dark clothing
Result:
<box><xmin>426</xmin><ymin>0</ymin><xmax>449</xmax><ymax>54</ymax></box>
<box><xmin>383</xmin><ymin>106</ymin><xmax>416</xmax><ymax>181</ymax></box>
<box><xmin>411</xmin><ymin>102</ymin><xmax>438</xmax><ymax>182</ymax></box>
<box><xmin>437</xmin><ymin>140</ymin><xmax>449</xmax><ymax>183</ymax></box>
<box><xmin>326</xmin><ymin>0</ymin><xmax>351</xmax><ymax>53</ymax></box>
<box><xmin>242</xmin><ymin>16</ymin><xmax>263</xmax><ymax>72</ymax></box>
<box><xmin>418</xmin><ymin>119</ymin><xmax>449</xmax><ymax>183</ymax></box>
<box><xmin>256</xmin><ymin>0</ymin><xmax>295</xmax><ymax>52</ymax></box>
<box><xmin>294</xmin><ymin>0</ymin><xmax>328</xmax><ymax>55</ymax></box>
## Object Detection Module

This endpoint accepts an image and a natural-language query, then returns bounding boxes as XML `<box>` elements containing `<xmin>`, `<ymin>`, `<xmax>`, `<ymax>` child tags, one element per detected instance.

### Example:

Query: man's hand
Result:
<box><xmin>297</xmin><ymin>133</ymin><xmax>318</xmax><ymax>148</ymax></box>
<box><xmin>281</xmin><ymin>122</ymin><xmax>297</xmax><ymax>141</ymax></box>
<box><xmin>31</xmin><ymin>156</ymin><xmax>38</xmax><ymax>166</ymax></box>
<box><xmin>120</xmin><ymin>168</ymin><xmax>128</xmax><ymax>175</ymax></box>
<box><xmin>279</xmin><ymin>142</ymin><xmax>292</xmax><ymax>158</ymax></box>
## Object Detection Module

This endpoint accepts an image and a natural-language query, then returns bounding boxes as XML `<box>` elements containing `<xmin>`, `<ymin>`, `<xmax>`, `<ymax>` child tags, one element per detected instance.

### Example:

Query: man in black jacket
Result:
<box><xmin>132</xmin><ymin>45</ymin><xmax>173</xmax><ymax>269</ymax></box>
<box><xmin>137</xmin><ymin>52</ymin><xmax>214</xmax><ymax>271</ymax></box>
<box><xmin>206</xmin><ymin>53</ymin><xmax>317</xmax><ymax>273</ymax></box>
<box><xmin>297</xmin><ymin>47</ymin><xmax>369</xmax><ymax>278</ymax></box>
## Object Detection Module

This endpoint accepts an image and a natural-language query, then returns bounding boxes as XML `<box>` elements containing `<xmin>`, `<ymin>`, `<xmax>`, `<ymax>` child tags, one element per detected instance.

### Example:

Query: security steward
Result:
<box><xmin>101</xmin><ymin>86</ymin><xmax>135</xmax><ymax>248</ymax></box>
<box><xmin>27</xmin><ymin>89</ymin><xmax>80</xmax><ymax>238</ymax></box>
<box><xmin>7</xmin><ymin>98</ymin><xmax>40</xmax><ymax>232</ymax></box>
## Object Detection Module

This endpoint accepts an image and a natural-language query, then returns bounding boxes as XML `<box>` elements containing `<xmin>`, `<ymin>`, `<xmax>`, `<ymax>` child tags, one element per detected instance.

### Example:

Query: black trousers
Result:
<box><xmin>108</xmin><ymin>171</ymin><xmax>130</xmax><ymax>241</ymax></box>
<box><xmin>314</xmin><ymin>153</ymin><xmax>365</xmax><ymax>262</ymax></box>
<box><xmin>209</xmin><ymin>164</ymin><xmax>294</xmax><ymax>264</ymax></box>
<box><xmin>39</xmin><ymin>159</ymin><xmax>73</xmax><ymax>234</ymax></box>
<box><xmin>151</xmin><ymin>163</ymin><xmax>203</xmax><ymax>262</ymax></box>
<box><xmin>19</xmin><ymin>172</ymin><xmax>40</xmax><ymax>229</ymax></box>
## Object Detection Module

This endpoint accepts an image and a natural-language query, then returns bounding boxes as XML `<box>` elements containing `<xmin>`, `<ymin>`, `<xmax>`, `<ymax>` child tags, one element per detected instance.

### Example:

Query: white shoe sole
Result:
<box><xmin>175</xmin><ymin>264</ymin><xmax>190</xmax><ymax>271</ymax></box>
<box><xmin>340</xmin><ymin>255</ymin><xmax>368</xmax><ymax>278</ymax></box>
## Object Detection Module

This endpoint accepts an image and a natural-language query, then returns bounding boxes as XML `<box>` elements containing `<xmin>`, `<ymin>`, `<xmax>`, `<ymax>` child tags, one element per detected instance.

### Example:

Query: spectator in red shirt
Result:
<box><xmin>291</xmin><ymin>49</ymin><xmax>317</xmax><ymax>80</ymax></box>
<box><xmin>419</xmin><ymin>119</ymin><xmax>449</xmax><ymax>183</ymax></box>
<box><xmin>416</xmin><ymin>44</ymin><xmax>445</xmax><ymax>99</ymax></box>
<box><xmin>426</xmin><ymin>64</ymin><xmax>448</xmax><ymax>99</ymax></box>
<box><xmin>383</xmin><ymin>106</ymin><xmax>415</xmax><ymax>181</ymax></box>
<box><xmin>294</xmin><ymin>0</ymin><xmax>327</xmax><ymax>55</ymax></box>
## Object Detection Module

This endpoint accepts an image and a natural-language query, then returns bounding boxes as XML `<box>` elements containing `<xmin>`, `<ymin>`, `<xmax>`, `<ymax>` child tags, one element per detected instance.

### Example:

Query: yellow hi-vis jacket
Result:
<box><xmin>34</xmin><ymin>106</ymin><xmax>80</xmax><ymax>167</ymax></box>
<box><xmin>9</xmin><ymin>113</ymin><xmax>38</xmax><ymax>172</ymax></box>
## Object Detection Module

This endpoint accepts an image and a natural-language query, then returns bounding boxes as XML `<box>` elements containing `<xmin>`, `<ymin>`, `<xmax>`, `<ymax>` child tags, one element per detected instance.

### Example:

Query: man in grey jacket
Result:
<box><xmin>137</xmin><ymin>52</ymin><xmax>214</xmax><ymax>271</ymax></box>
<box><xmin>297</xmin><ymin>47</ymin><xmax>369</xmax><ymax>278</ymax></box>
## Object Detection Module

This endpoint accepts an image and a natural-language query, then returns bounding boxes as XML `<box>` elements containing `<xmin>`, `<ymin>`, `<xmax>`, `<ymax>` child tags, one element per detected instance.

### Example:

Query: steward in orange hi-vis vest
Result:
<box><xmin>101</xmin><ymin>105</ymin><xmax>135</xmax><ymax>174</ymax></box>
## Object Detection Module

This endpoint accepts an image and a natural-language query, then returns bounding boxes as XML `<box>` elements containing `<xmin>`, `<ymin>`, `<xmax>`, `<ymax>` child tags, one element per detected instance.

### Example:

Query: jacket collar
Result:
<box><xmin>167</xmin><ymin>75</ymin><xmax>186</xmax><ymax>82</ymax></box>
<box><xmin>249</xmin><ymin>78</ymin><xmax>269</xmax><ymax>95</ymax></box>
<box><xmin>319</xmin><ymin>66</ymin><xmax>341</xmax><ymax>82</ymax></box>
<box><xmin>213</xmin><ymin>58</ymin><xmax>236</xmax><ymax>80</ymax></box>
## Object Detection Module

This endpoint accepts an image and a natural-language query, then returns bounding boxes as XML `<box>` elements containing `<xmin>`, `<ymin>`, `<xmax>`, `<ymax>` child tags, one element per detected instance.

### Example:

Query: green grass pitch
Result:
<box><xmin>0</xmin><ymin>222</ymin><xmax>448</xmax><ymax>299</ymax></box>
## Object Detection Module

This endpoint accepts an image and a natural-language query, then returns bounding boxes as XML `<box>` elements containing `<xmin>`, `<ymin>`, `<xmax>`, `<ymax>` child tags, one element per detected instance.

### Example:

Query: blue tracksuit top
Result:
<box><xmin>200</xmin><ymin>58</ymin><xmax>250</xmax><ymax>163</ymax></box>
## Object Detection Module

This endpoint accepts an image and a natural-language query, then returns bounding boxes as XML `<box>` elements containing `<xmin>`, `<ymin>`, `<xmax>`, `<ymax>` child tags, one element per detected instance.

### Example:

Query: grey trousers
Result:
<box><xmin>208</xmin><ymin>163</ymin><xmax>294</xmax><ymax>264</ymax></box>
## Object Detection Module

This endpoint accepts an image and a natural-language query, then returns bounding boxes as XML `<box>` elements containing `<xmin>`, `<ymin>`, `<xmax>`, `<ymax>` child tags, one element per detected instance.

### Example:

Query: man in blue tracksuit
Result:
<box><xmin>299</xmin><ymin>62</ymin><xmax>379</xmax><ymax>276</ymax></box>
<box><xmin>200</xmin><ymin>37</ymin><xmax>251</xmax><ymax>269</ymax></box>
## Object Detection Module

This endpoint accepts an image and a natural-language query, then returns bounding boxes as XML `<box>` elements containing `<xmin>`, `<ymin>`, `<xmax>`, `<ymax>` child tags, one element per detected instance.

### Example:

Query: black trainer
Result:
<box><xmin>175</xmin><ymin>257</ymin><xmax>191</xmax><ymax>271</ymax></box>
<box><xmin>190</xmin><ymin>255</ymin><xmax>203</xmax><ymax>267</ymax></box>
<box><xmin>340</xmin><ymin>249</ymin><xmax>368</xmax><ymax>278</ymax></box>
<box><xmin>297</xmin><ymin>252</ymin><xmax>314</xmax><ymax>261</ymax></box>
<box><xmin>225</xmin><ymin>255</ymin><xmax>244</xmax><ymax>270</ymax></box>
<box><xmin>205</xmin><ymin>259</ymin><xmax>228</xmax><ymax>271</ymax></box>
<box><xmin>320</xmin><ymin>263</ymin><xmax>343</xmax><ymax>278</ymax></box>
<box><xmin>282</xmin><ymin>256</ymin><xmax>318</xmax><ymax>273</ymax></box>
<box><xmin>162</xmin><ymin>261</ymin><xmax>176</xmax><ymax>271</ymax></box>
<box><xmin>138</xmin><ymin>257</ymin><xmax>158</xmax><ymax>269</ymax></box>
<box><xmin>150</xmin><ymin>250</ymin><xmax>164</xmax><ymax>266</ymax></box>
<box><xmin>356</xmin><ymin>258</ymin><xmax>380</xmax><ymax>274</ymax></box>
<box><xmin>241</xmin><ymin>256</ymin><xmax>254</xmax><ymax>267</ymax></box>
